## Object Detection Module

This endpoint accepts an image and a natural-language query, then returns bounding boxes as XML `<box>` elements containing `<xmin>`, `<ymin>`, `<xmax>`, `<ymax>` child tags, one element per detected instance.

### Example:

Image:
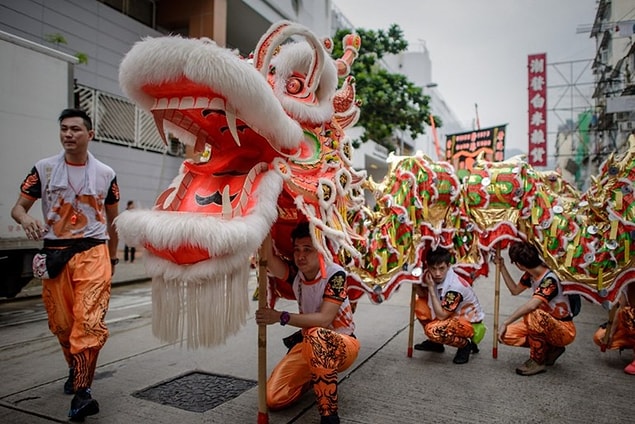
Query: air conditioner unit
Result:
<box><xmin>619</xmin><ymin>121</ymin><xmax>635</xmax><ymax>132</ymax></box>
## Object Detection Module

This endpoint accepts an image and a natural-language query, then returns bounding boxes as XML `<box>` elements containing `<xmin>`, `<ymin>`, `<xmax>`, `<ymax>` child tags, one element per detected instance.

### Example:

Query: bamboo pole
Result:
<box><xmin>492</xmin><ymin>246</ymin><xmax>501</xmax><ymax>359</ymax></box>
<box><xmin>257</xmin><ymin>235</ymin><xmax>271</xmax><ymax>424</ymax></box>
<box><xmin>601</xmin><ymin>302</ymin><xmax>619</xmax><ymax>352</ymax></box>
<box><xmin>407</xmin><ymin>283</ymin><xmax>417</xmax><ymax>357</ymax></box>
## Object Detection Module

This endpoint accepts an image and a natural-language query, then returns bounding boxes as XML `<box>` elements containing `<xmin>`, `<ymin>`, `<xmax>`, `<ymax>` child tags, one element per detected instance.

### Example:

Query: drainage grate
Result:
<box><xmin>133</xmin><ymin>371</ymin><xmax>257</xmax><ymax>413</ymax></box>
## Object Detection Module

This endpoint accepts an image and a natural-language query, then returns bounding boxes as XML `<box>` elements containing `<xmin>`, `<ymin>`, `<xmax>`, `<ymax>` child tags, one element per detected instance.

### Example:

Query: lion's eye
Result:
<box><xmin>286</xmin><ymin>77</ymin><xmax>304</xmax><ymax>95</ymax></box>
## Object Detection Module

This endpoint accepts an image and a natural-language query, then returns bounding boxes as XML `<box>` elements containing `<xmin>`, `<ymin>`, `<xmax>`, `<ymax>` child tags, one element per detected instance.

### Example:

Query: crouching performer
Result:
<box><xmin>593</xmin><ymin>283</ymin><xmax>635</xmax><ymax>375</ymax></box>
<box><xmin>495</xmin><ymin>241</ymin><xmax>576</xmax><ymax>376</ymax></box>
<box><xmin>414</xmin><ymin>247</ymin><xmax>486</xmax><ymax>364</ymax></box>
<box><xmin>255</xmin><ymin>222</ymin><xmax>360</xmax><ymax>424</ymax></box>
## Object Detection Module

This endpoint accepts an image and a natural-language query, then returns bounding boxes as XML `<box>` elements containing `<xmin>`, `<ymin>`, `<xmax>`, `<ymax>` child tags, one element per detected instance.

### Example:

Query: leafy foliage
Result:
<box><xmin>332</xmin><ymin>24</ymin><xmax>441</xmax><ymax>152</ymax></box>
<box><xmin>44</xmin><ymin>33</ymin><xmax>67</xmax><ymax>45</ymax></box>
<box><xmin>44</xmin><ymin>33</ymin><xmax>89</xmax><ymax>65</ymax></box>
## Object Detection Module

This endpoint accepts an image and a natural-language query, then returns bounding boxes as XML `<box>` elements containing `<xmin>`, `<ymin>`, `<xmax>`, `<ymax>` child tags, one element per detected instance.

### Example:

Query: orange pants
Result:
<box><xmin>500</xmin><ymin>309</ymin><xmax>576</xmax><ymax>364</ymax></box>
<box><xmin>415</xmin><ymin>296</ymin><xmax>474</xmax><ymax>348</ymax></box>
<box><xmin>593</xmin><ymin>306</ymin><xmax>635</xmax><ymax>350</ymax></box>
<box><xmin>41</xmin><ymin>243</ymin><xmax>111</xmax><ymax>391</ymax></box>
<box><xmin>267</xmin><ymin>327</ymin><xmax>360</xmax><ymax>417</ymax></box>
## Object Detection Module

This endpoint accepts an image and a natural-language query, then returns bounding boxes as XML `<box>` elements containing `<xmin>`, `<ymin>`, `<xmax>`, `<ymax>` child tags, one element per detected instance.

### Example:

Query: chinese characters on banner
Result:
<box><xmin>445</xmin><ymin>125</ymin><xmax>506</xmax><ymax>177</ymax></box>
<box><xmin>528</xmin><ymin>53</ymin><xmax>547</xmax><ymax>166</ymax></box>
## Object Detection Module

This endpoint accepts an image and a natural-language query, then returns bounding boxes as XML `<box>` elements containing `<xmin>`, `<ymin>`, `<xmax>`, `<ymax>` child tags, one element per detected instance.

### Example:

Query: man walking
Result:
<box><xmin>11</xmin><ymin>108</ymin><xmax>119</xmax><ymax>421</ymax></box>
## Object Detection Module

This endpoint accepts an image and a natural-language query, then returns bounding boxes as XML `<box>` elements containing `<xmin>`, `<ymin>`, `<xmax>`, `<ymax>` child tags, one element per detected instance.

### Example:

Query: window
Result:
<box><xmin>99</xmin><ymin>0</ymin><xmax>155</xmax><ymax>28</ymax></box>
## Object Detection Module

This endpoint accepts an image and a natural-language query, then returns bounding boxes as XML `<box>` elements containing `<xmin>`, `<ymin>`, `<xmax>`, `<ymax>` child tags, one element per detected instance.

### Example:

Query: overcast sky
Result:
<box><xmin>332</xmin><ymin>0</ymin><xmax>599</xmax><ymax>157</ymax></box>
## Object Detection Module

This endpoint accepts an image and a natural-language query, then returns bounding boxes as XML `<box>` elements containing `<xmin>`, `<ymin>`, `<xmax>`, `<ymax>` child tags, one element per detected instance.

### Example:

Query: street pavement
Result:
<box><xmin>1</xmin><ymin>251</ymin><xmax>633</xmax><ymax>423</ymax></box>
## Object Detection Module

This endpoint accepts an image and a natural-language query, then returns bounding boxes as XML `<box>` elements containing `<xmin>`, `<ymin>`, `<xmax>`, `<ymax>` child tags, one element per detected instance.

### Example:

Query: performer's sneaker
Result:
<box><xmin>516</xmin><ymin>358</ymin><xmax>546</xmax><ymax>376</ymax></box>
<box><xmin>63</xmin><ymin>367</ymin><xmax>75</xmax><ymax>395</ymax></box>
<box><xmin>545</xmin><ymin>346</ymin><xmax>566</xmax><ymax>366</ymax></box>
<box><xmin>624</xmin><ymin>359</ymin><xmax>635</xmax><ymax>375</ymax></box>
<box><xmin>414</xmin><ymin>340</ymin><xmax>445</xmax><ymax>352</ymax></box>
<box><xmin>453</xmin><ymin>342</ymin><xmax>472</xmax><ymax>364</ymax></box>
<box><xmin>320</xmin><ymin>414</ymin><xmax>340</xmax><ymax>424</ymax></box>
<box><xmin>68</xmin><ymin>388</ymin><xmax>99</xmax><ymax>422</ymax></box>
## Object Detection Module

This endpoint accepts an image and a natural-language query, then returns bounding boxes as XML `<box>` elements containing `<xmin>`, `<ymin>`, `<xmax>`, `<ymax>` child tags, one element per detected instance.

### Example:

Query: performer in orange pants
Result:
<box><xmin>413</xmin><ymin>247</ymin><xmax>486</xmax><ymax>365</ymax></box>
<box><xmin>11</xmin><ymin>108</ymin><xmax>119</xmax><ymax>421</ymax></box>
<box><xmin>42</xmin><ymin>244</ymin><xmax>112</xmax><ymax>390</ymax></box>
<box><xmin>266</xmin><ymin>327</ymin><xmax>359</xmax><ymax>412</ymax></box>
<box><xmin>415</xmin><ymin>299</ymin><xmax>479</xmax><ymax>348</ymax></box>
<box><xmin>495</xmin><ymin>241</ymin><xmax>576</xmax><ymax>376</ymax></box>
<box><xmin>256</xmin><ymin>222</ymin><xmax>359</xmax><ymax>424</ymax></box>
<box><xmin>500</xmin><ymin>308</ymin><xmax>575</xmax><ymax>364</ymax></box>
<box><xmin>593</xmin><ymin>283</ymin><xmax>635</xmax><ymax>375</ymax></box>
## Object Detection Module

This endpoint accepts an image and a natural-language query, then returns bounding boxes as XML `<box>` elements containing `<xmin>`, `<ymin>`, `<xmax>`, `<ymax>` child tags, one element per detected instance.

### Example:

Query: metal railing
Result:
<box><xmin>74</xmin><ymin>83</ymin><xmax>183</xmax><ymax>156</ymax></box>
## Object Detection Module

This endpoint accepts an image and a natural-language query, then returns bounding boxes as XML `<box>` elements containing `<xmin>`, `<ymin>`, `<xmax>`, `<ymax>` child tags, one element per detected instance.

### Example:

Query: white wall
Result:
<box><xmin>0</xmin><ymin>0</ymin><xmax>163</xmax><ymax>98</ymax></box>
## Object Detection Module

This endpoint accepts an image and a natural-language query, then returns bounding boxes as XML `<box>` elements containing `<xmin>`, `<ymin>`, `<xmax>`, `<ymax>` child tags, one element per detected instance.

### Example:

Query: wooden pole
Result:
<box><xmin>257</xmin><ymin>235</ymin><xmax>271</xmax><ymax>424</ymax></box>
<box><xmin>601</xmin><ymin>302</ymin><xmax>619</xmax><ymax>352</ymax></box>
<box><xmin>492</xmin><ymin>246</ymin><xmax>501</xmax><ymax>359</ymax></box>
<box><xmin>430</xmin><ymin>115</ymin><xmax>442</xmax><ymax>161</ymax></box>
<box><xmin>474</xmin><ymin>103</ymin><xmax>481</xmax><ymax>130</ymax></box>
<box><xmin>407</xmin><ymin>283</ymin><xmax>416</xmax><ymax>357</ymax></box>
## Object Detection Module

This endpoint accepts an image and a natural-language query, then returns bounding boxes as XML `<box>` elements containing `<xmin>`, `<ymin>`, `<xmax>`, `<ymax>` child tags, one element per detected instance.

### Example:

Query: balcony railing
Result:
<box><xmin>74</xmin><ymin>83</ymin><xmax>182</xmax><ymax>156</ymax></box>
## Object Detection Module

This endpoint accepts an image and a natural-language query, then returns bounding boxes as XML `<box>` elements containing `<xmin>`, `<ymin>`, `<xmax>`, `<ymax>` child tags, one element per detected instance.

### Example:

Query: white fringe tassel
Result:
<box><xmin>151</xmin><ymin>266</ymin><xmax>250</xmax><ymax>349</ymax></box>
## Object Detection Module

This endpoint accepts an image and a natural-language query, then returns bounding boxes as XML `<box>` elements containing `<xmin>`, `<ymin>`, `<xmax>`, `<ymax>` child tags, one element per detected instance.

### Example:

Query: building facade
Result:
<box><xmin>590</xmin><ymin>0</ymin><xmax>635</xmax><ymax>165</ymax></box>
<box><xmin>0</xmin><ymin>0</ymin><xmax>332</xmax><ymax>208</ymax></box>
<box><xmin>1</xmin><ymin>0</ymin><xmax>466</xmax><ymax>207</ymax></box>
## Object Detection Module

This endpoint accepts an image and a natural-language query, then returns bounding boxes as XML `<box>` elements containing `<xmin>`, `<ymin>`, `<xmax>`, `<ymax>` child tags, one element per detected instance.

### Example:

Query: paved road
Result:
<box><xmin>0</xmin><ymin>258</ymin><xmax>633</xmax><ymax>423</ymax></box>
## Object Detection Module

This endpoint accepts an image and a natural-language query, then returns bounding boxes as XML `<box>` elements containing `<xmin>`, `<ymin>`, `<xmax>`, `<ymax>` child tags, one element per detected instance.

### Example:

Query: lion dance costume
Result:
<box><xmin>116</xmin><ymin>21</ymin><xmax>365</xmax><ymax>348</ymax></box>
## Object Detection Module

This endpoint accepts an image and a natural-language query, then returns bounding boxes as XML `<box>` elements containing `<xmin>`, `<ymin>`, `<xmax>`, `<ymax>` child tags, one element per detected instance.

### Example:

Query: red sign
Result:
<box><xmin>528</xmin><ymin>53</ymin><xmax>547</xmax><ymax>166</ymax></box>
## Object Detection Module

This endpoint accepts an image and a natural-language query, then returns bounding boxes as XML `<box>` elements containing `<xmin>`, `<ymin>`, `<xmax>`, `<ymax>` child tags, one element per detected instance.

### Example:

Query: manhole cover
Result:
<box><xmin>133</xmin><ymin>371</ymin><xmax>257</xmax><ymax>412</ymax></box>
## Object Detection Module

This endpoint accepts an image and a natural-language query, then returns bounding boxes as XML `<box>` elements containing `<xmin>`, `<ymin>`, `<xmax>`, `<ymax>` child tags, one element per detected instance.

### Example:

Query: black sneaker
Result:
<box><xmin>470</xmin><ymin>341</ymin><xmax>480</xmax><ymax>354</ymax></box>
<box><xmin>453</xmin><ymin>342</ymin><xmax>472</xmax><ymax>364</ymax></box>
<box><xmin>68</xmin><ymin>388</ymin><xmax>99</xmax><ymax>422</ymax></box>
<box><xmin>414</xmin><ymin>340</ymin><xmax>445</xmax><ymax>352</ymax></box>
<box><xmin>64</xmin><ymin>367</ymin><xmax>75</xmax><ymax>395</ymax></box>
<box><xmin>321</xmin><ymin>414</ymin><xmax>340</xmax><ymax>424</ymax></box>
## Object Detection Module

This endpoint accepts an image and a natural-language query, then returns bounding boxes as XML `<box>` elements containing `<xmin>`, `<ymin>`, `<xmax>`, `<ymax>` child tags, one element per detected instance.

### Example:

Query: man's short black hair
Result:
<box><xmin>291</xmin><ymin>221</ymin><xmax>311</xmax><ymax>241</ymax></box>
<box><xmin>426</xmin><ymin>247</ymin><xmax>453</xmax><ymax>266</ymax></box>
<box><xmin>58</xmin><ymin>108</ymin><xmax>93</xmax><ymax>131</ymax></box>
<box><xmin>508</xmin><ymin>241</ymin><xmax>543</xmax><ymax>269</ymax></box>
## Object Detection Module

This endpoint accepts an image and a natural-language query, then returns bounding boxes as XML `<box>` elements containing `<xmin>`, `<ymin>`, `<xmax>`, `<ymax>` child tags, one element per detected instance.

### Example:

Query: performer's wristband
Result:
<box><xmin>279</xmin><ymin>311</ymin><xmax>290</xmax><ymax>326</ymax></box>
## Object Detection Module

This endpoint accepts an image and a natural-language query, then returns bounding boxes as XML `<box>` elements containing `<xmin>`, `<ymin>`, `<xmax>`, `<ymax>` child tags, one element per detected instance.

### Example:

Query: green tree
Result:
<box><xmin>332</xmin><ymin>24</ymin><xmax>441</xmax><ymax>152</ymax></box>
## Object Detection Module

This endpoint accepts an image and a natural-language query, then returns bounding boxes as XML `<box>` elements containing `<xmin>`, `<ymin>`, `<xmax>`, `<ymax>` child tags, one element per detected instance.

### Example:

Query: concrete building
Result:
<box><xmin>589</xmin><ymin>0</ymin><xmax>635</xmax><ymax>166</ymax></box>
<box><xmin>0</xmin><ymin>0</ymin><xmax>465</xmax><ymax>200</ymax></box>
<box><xmin>382</xmin><ymin>45</ymin><xmax>466</xmax><ymax>159</ymax></box>
<box><xmin>0</xmin><ymin>0</ymin><xmax>332</xmax><ymax>209</ymax></box>
<box><xmin>0</xmin><ymin>0</ymin><xmax>332</xmax><ymax>99</ymax></box>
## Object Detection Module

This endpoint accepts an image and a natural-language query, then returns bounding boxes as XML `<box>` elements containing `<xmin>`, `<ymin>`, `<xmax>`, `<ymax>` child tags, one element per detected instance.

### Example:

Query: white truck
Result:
<box><xmin>0</xmin><ymin>30</ymin><xmax>78</xmax><ymax>297</ymax></box>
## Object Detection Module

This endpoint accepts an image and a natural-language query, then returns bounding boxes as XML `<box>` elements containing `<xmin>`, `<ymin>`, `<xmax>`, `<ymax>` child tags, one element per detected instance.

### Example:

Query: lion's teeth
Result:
<box><xmin>226</xmin><ymin>106</ymin><xmax>241</xmax><ymax>147</ymax></box>
<box><xmin>222</xmin><ymin>185</ymin><xmax>232</xmax><ymax>219</ymax></box>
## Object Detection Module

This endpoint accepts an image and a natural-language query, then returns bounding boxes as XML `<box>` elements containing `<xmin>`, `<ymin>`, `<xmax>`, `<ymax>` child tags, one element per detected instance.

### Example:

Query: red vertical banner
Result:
<box><xmin>527</xmin><ymin>53</ymin><xmax>547</xmax><ymax>166</ymax></box>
